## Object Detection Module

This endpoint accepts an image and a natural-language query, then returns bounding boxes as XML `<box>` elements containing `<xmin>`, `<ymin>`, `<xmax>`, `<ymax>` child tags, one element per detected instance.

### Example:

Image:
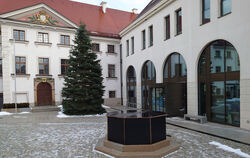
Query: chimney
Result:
<box><xmin>100</xmin><ymin>1</ymin><xmax>107</xmax><ymax>13</ymax></box>
<box><xmin>132</xmin><ymin>8</ymin><xmax>138</xmax><ymax>14</ymax></box>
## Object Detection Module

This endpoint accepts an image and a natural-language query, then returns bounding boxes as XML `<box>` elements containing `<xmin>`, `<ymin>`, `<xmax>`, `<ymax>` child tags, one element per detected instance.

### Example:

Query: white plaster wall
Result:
<box><xmin>121</xmin><ymin>0</ymin><xmax>250</xmax><ymax>130</ymax></box>
<box><xmin>0</xmin><ymin>23</ymin><xmax>121</xmax><ymax>105</ymax></box>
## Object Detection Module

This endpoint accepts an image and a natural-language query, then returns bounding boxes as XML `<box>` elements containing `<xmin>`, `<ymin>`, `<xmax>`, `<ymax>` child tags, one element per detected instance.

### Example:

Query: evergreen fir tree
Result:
<box><xmin>62</xmin><ymin>24</ymin><xmax>106</xmax><ymax>115</ymax></box>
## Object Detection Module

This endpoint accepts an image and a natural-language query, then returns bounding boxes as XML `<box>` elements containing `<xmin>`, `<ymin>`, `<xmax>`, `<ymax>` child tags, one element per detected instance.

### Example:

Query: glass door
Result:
<box><xmin>150</xmin><ymin>87</ymin><xmax>166</xmax><ymax>113</ymax></box>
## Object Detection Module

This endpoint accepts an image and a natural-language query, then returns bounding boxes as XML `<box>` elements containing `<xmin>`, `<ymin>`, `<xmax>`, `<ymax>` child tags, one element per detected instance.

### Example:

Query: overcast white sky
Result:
<box><xmin>71</xmin><ymin>0</ymin><xmax>151</xmax><ymax>12</ymax></box>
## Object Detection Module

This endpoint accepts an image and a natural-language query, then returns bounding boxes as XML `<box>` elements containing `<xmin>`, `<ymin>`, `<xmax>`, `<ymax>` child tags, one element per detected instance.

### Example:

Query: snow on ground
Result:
<box><xmin>209</xmin><ymin>141</ymin><xmax>250</xmax><ymax>158</ymax></box>
<box><xmin>102</xmin><ymin>105</ymin><xmax>110</xmax><ymax>109</ymax></box>
<box><xmin>57</xmin><ymin>105</ymin><xmax>107</xmax><ymax>118</ymax></box>
<box><xmin>19</xmin><ymin>112</ymin><xmax>30</xmax><ymax>114</ymax></box>
<box><xmin>0</xmin><ymin>111</ymin><xmax>13</xmax><ymax>116</ymax></box>
<box><xmin>57</xmin><ymin>111</ymin><xmax>106</xmax><ymax>118</ymax></box>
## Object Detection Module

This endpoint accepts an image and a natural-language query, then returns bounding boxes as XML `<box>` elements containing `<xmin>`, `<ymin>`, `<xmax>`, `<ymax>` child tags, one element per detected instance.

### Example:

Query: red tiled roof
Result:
<box><xmin>0</xmin><ymin>0</ymin><xmax>137</xmax><ymax>38</ymax></box>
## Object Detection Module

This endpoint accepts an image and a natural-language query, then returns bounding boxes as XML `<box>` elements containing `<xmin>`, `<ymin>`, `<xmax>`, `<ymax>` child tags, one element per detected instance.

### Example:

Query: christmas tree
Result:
<box><xmin>62</xmin><ymin>24</ymin><xmax>106</xmax><ymax>115</ymax></box>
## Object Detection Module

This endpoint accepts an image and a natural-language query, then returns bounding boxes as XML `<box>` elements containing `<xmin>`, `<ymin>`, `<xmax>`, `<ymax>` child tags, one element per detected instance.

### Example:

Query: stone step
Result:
<box><xmin>31</xmin><ymin>106</ymin><xmax>60</xmax><ymax>112</ymax></box>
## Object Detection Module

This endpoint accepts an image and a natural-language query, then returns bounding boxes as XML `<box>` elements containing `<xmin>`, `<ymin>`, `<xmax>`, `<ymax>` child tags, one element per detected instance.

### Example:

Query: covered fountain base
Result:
<box><xmin>95</xmin><ymin>109</ymin><xmax>179</xmax><ymax>158</ymax></box>
<box><xmin>95</xmin><ymin>137</ymin><xmax>179</xmax><ymax>158</ymax></box>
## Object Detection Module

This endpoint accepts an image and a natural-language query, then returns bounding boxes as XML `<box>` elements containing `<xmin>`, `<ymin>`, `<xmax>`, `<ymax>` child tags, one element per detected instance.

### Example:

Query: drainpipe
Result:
<box><xmin>120</xmin><ymin>44</ymin><xmax>123</xmax><ymax>106</ymax></box>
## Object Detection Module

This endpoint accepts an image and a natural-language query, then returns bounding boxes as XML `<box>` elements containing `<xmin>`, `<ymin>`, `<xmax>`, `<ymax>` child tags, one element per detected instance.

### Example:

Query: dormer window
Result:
<box><xmin>13</xmin><ymin>30</ymin><xmax>25</xmax><ymax>41</ymax></box>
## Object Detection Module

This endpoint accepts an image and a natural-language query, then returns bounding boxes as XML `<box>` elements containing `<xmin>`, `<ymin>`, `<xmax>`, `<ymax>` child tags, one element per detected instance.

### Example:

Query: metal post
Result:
<box><xmin>13</xmin><ymin>38</ymin><xmax>17</xmax><ymax>113</ymax></box>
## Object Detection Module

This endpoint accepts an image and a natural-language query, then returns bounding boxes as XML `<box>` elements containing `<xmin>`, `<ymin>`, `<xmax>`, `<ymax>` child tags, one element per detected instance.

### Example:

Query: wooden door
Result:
<box><xmin>37</xmin><ymin>83</ymin><xmax>52</xmax><ymax>106</ymax></box>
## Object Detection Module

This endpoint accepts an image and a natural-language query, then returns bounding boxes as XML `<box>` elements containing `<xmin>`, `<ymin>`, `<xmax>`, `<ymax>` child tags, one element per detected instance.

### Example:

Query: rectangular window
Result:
<box><xmin>149</xmin><ymin>25</ymin><xmax>153</xmax><ymax>46</ymax></box>
<box><xmin>176</xmin><ymin>9</ymin><xmax>182</xmax><ymax>35</ymax></box>
<box><xmin>61</xmin><ymin>59</ymin><xmax>69</xmax><ymax>75</ymax></box>
<box><xmin>0</xmin><ymin>59</ymin><xmax>2</xmax><ymax>76</ymax></box>
<box><xmin>142</xmin><ymin>30</ymin><xmax>146</xmax><ymax>49</ymax></box>
<box><xmin>13</xmin><ymin>30</ymin><xmax>25</xmax><ymax>41</ymax></box>
<box><xmin>38</xmin><ymin>32</ymin><xmax>49</xmax><ymax>43</ymax></box>
<box><xmin>60</xmin><ymin>35</ymin><xmax>70</xmax><ymax>45</ymax></box>
<box><xmin>107</xmin><ymin>45</ymin><xmax>115</xmax><ymax>53</ymax></box>
<box><xmin>109</xmin><ymin>91</ymin><xmax>116</xmax><ymax>98</ymax></box>
<box><xmin>216</xmin><ymin>66</ymin><xmax>221</xmax><ymax>73</ymax></box>
<box><xmin>165</xmin><ymin>16</ymin><xmax>170</xmax><ymax>40</ymax></box>
<box><xmin>126</xmin><ymin>40</ymin><xmax>129</xmax><ymax>56</ymax></box>
<box><xmin>92</xmin><ymin>43</ymin><xmax>100</xmax><ymax>52</ymax></box>
<box><xmin>227</xmin><ymin>51</ymin><xmax>231</xmax><ymax>58</ymax></box>
<box><xmin>15</xmin><ymin>57</ymin><xmax>26</xmax><ymax>74</ymax></box>
<box><xmin>131</xmin><ymin>37</ymin><xmax>134</xmax><ymax>54</ymax></box>
<box><xmin>108</xmin><ymin>64</ymin><xmax>115</xmax><ymax>78</ymax></box>
<box><xmin>221</xmin><ymin>0</ymin><xmax>231</xmax><ymax>16</ymax></box>
<box><xmin>215</xmin><ymin>50</ymin><xmax>221</xmax><ymax>58</ymax></box>
<box><xmin>202</xmin><ymin>0</ymin><xmax>210</xmax><ymax>24</ymax></box>
<box><xmin>39</xmin><ymin>58</ymin><xmax>49</xmax><ymax>75</ymax></box>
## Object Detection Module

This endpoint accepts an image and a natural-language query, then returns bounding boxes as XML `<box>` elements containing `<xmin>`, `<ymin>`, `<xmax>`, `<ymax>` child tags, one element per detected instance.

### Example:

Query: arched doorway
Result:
<box><xmin>141</xmin><ymin>61</ymin><xmax>156</xmax><ymax>110</ymax></box>
<box><xmin>163</xmin><ymin>53</ymin><xmax>187</xmax><ymax>117</ymax></box>
<box><xmin>198</xmin><ymin>40</ymin><xmax>240</xmax><ymax>126</ymax></box>
<box><xmin>127</xmin><ymin>66</ymin><xmax>137</xmax><ymax>108</ymax></box>
<box><xmin>37</xmin><ymin>82</ymin><xmax>52</xmax><ymax>106</ymax></box>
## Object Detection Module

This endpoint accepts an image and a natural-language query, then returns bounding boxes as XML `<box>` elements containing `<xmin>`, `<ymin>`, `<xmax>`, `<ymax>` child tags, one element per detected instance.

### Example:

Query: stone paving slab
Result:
<box><xmin>166</xmin><ymin>117</ymin><xmax>250</xmax><ymax>146</ymax></box>
<box><xmin>0</xmin><ymin>111</ymin><xmax>249</xmax><ymax>158</ymax></box>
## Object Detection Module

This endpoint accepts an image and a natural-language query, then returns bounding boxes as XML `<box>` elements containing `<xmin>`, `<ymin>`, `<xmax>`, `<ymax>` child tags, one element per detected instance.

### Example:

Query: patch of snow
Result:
<box><xmin>19</xmin><ymin>112</ymin><xmax>30</xmax><ymax>114</ymax></box>
<box><xmin>57</xmin><ymin>111</ymin><xmax>106</xmax><ymax>118</ymax></box>
<box><xmin>102</xmin><ymin>104</ymin><xmax>110</xmax><ymax>109</ymax></box>
<box><xmin>92</xmin><ymin>145</ymin><xmax>114</xmax><ymax>158</ymax></box>
<box><xmin>163</xmin><ymin>150</ymin><xmax>179</xmax><ymax>157</ymax></box>
<box><xmin>209</xmin><ymin>141</ymin><xmax>250</xmax><ymax>158</ymax></box>
<box><xmin>0</xmin><ymin>112</ymin><xmax>13</xmax><ymax>116</ymax></box>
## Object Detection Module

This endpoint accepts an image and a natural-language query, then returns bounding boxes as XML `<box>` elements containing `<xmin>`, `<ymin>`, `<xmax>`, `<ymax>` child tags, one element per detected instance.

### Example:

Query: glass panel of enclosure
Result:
<box><xmin>127</xmin><ymin>66</ymin><xmax>137</xmax><ymax>108</ymax></box>
<box><xmin>141</xmin><ymin>61</ymin><xmax>156</xmax><ymax>110</ymax></box>
<box><xmin>198</xmin><ymin>40</ymin><xmax>240</xmax><ymax>127</ymax></box>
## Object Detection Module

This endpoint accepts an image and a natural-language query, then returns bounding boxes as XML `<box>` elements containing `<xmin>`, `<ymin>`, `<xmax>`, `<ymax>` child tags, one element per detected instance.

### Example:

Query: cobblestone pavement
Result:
<box><xmin>0</xmin><ymin>111</ymin><xmax>249</xmax><ymax>158</ymax></box>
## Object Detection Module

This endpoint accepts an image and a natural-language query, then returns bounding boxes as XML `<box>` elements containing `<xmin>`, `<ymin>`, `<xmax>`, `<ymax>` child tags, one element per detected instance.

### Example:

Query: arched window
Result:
<box><xmin>162</xmin><ymin>53</ymin><xmax>187</xmax><ymax>117</ymax></box>
<box><xmin>198</xmin><ymin>40</ymin><xmax>240</xmax><ymax>126</ymax></box>
<box><xmin>141</xmin><ymin>61</ymin><xmax>156</xmax><ymax>110</ymax></box>
<box><xmin>163</xmin><ymin>53</ymin><xmax>187</xmax><ymax>81</ymax></box>
<box><xmin>127</xmin><ymin>66</ymin><xmax>137</xmax><ymax>108</ymax></box>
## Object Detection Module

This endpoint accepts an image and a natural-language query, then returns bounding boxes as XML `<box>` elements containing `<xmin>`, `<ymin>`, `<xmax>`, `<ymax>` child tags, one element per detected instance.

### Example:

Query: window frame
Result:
<box><xmin>176</xmin><ymin>8</ymin><xmax>182</xmax><ymax>35</ymax></box>
<box><xmin>142</xmin><ymin>30</ymin><xmax>146</xmax><ymax>50</ymax></box>
<box><xmin>0</xmin><ymin>59</ymin><xmax>2</xmax><ymax>76</ymax></box>
<box><xmin>61</xmin><ymin>59</ymin><xmax>69</xmax><ymax>75</ymax></box>
<box><xmin>38</xmin><ymin>58</ymin><xmax>49</xmax><ymax>75</ymax></box>
<box><xmin>202</xmin><ymin>0</ymin><xmax>210</xmax><ymax>24</ymax></box>
<box><xmin>149</xmin><ymin>25</ymin><xmax>153</xmax><ymax>47</ymax></box>
<box><xmin>15</xmin><ymin>56</ymin><xmax>26</xmax><ymax>75</ymax></box>
<box><xmin>165</xmin><ymin>15</ymin><xmax>170</xmax><ymax>40</ymax></box>
<box><xmin>108</xmin><ymin>64</ymin><xmax>116</xmax><ymax>78</ymax></box>
<box><xmin>126</xmin><ymin>40</ymin><xmax>129</xmax><ymax>56</ymax></box>
<box><xmin>60</xmin><ymin>35</ymin><xmax>70</xmax><ymax>45</ymax></box>
<box><xmin>107</xmin><ymin>45</ymin><xmax>115</xmax><ymax>53</ymax></box>
<box><xmin>13</xmin><ymin>29</ymin><xmax>25</xmax><ymax>41</ymax></box>
<box><xmin>131</xmin><ymin>37</ymin><xmax>134</xmax><ymax>55</ymax></box>
<box><xmin>38</xmin><ymin>32</ymin><xmax>49</xmax><ymax>43</ymax></box>
<box><xmin>220</xmin><ymin>0</ymin><xmax>232</xmax><ymax>17</ymax></box>
<box><xmin>109</xmin><ymin>91</ymin><xmax>116</xmax><ymax>98</ymax></box>
<box><xmin>92</xmin><ymin>43</ymin><xmax>100</xmax><ymax>52</ymax></box>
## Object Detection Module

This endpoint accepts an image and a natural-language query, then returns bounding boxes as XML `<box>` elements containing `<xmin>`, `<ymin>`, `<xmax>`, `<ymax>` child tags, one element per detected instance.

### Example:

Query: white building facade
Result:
<box><xmin>0</xmin><ymin>1</ymin><xmax>133</xmax><ymax>107</ymax></box>
<box><xmin>120</xmin><ymin>0</ymin><xmax>250</xmax><ymax>130</ymax></box>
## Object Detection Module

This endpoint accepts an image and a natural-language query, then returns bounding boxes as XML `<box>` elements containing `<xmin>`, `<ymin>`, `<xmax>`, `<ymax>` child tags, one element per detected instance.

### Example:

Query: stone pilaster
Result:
<box><xmin>187</xmin><ymin>82</ymin><xmax>198</xmax><ymax>116</ymax></box>
<box><xmin>240</xmin><ymin>79</ymin><xmax>250</xmax><ymax>130</ymax></box>
<box><xmin>1</xmin><ymin>25</ymin><xmax>12</xmax><ymax>104</ymax></box>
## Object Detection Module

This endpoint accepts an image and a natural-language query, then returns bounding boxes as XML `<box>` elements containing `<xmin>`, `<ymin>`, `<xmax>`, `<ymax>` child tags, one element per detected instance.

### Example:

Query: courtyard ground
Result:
<box><xmin>0</xmin><ymin>110</ymin><xmax>249</xmax><ymax>158</ymax></box>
